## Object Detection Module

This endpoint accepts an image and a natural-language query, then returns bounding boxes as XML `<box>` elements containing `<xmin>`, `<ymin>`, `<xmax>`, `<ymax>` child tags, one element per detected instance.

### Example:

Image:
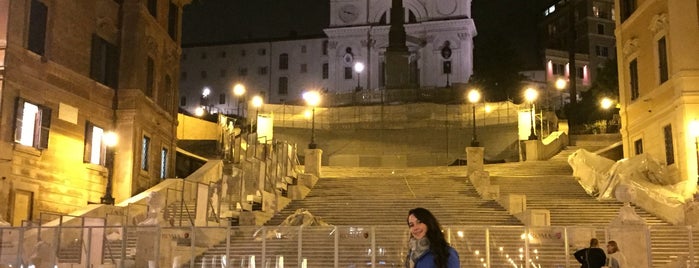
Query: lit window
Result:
<box><xmin>141</xmin><ymin>136</ymin><xmax>150</xmax><ymax>171</ymax></box>
<box><xmin>84</xmin><ymin>123</ymin><xmax>106</xmax><ymax>165</ymax></box>
<box><xmin>14</xmin><ymin>99</ymin><xmax>51</xmax><ymax>149</ymax></box>
<box><xmin>160</xmin><ymin>148</ymin><xmax>168</xmax><ymax>179</ymax></box>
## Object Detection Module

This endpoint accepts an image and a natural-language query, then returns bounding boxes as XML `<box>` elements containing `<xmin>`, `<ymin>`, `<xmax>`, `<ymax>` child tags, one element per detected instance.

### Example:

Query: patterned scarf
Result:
<box><xmin>409</xmin><ymin>237</ymin><xmax>431</xmax><ymax>266</ymax></box>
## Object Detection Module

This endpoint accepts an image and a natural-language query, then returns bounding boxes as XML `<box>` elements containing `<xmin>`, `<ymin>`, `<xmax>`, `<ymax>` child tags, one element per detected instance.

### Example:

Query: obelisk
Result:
<box><xmin>384</xmin><ymin>0</ymin><xmax>411</xmax><ymax>89</ymax></box>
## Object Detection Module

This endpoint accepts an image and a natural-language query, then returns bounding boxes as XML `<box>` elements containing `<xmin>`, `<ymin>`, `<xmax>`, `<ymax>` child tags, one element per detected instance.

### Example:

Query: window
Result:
<box><xmin>258</xmin><ymin>66</ymin><xmax>268</xmax><ymax>75</ymax></box>
<box><xmin>180</xmin><ymin>96</ymin><xmax>186</xmax><ymax>106</ymax></box>
<box><xmin>220</xmin><ymin>51</ymin><xmax>227</xmax><ymax>58</ymax></box>
<box><xmin>658</xmin><ymin>36</ymin><xmax>668</xmax><ymax>84</ymax></box>
<box><xmin>634</xmin><ymin>139</ymin><xmax>643</xmax><ymax>155</ymax></box>
<box><xmin>322</xmin><ymin>63</ymin><xmax>329</xmax><ymax>79</ymax></box>
<box><xmin>241</xmin><ymin>49</ymin><xmax>246</xmax><ymax>56</ymax></box>
<box><xmin>219</xmin><ymin>93</ymin><xmax>226</xmax><ymax>105</ymax></box>
<box><xmin>300</xmin><ymin>64</ymin><xmax>307</xmax><ymax>73</ymax></box>
<box><xmin>200</xmin><ymin>71</ymin><xmax>207</xmax><ymax>79</ymax></box>
<box><xmin>576</xmin><ymin>67</ymin><xmax>584</xmax><ymax>79</ymax></box>
<box><xmin>620</xmin><ymin>0</ymin><xmax>636</xmax><ymax>22</ymax></box>
<box><xmin>595</xmin><ymin>46</ymin><xmax>608</xmax><ymax>57</ymax></box>
<box><xmin>279</xmin><ymin>53</ymin><xmax>289</xmax><ymax>70</ymax></box>
<box><xmin>220</xmin><ymin>69</ymin><xmax>227</xmax><ymax>77</ymax></box>
<box><xmin>181</xmin><ymin>71</ymin><xmax>187</xmax><ymax>81</ymax></box>
<box><xmin>552</xmin><ymin>63</ymin><xmax>565</xmax><ymax>75</ymax></box>
<box><xmin>27</xmin><ymin>0</ymin><xmax>48</xmax><ymax>55</ymax></box>
<box><xmin>258</xmin><ymin>48</ymin><xmax>266</xmax><ymax>55</ymax></box>
<box><xmin>201</xmin><ymin>52</ymin><xmax>207</xmax><ymax>59</ymax></box>
<box><xmin>146</xmin><ymin>57</ymin><xmax>154</xmax><ymax>97</ymax></box>
<box><xmin>597</xmin><ymin>24</ymin><xmax>604</xmax><ymax>35</ymax></box>
<box><xmin>14</xmin><ymin>99</ymin><xmax>51</xmax><ymax>149</ymax></box>
<box><xmin>90</xmin><ymin>34</ymin><xmax>119</xmax><ymax>88</ymax></box>
<box><xmin>141</xmin><ymin>136</ymin><xmax>151</xmax><ymax>171</ymax></box>
<box><xmin>663</xmin><ymin>125</ymin><xmax>674</xmax><ymax>165</ymax></box>
<box><xmin>344</xmin><ymin>67</ymin><xmax>353</xmax><ymax>79</ymax></box>
<box><xmin>630</xmin><ymin>59</ymin><xmax>639</xmax><ymax>100</ymax></box>
<box><xmin>322</xmin><ymin>41</ymin><xmax>328</xmax><ymax>55</ymax></box>
<box><xmin>160</xmin><ymin>148</ymin><xmax>168</xmax><ymax>179</ymax></box>
<box><xmin>301</xmin><ymin>45</ymin><xmax>307</xmax><ymax>53</ymax></box>
<box><xmin>278</xmin><ymin>77</ymin><xmax>288</xmax><ymax>95</ymax></box>
<box><xmin>238</xmin><ymin>68</ymin><xmax>248</xmax><ymax>76</ymax></box>
<box><xmin>84</xmin><ymin>123</ymin><xmax>106</xmax><ymax>165</ymax></box>
<box><xmin>147</xmin><ymin>0</ymin><xmax>157</xmax><ymax>17</ymax></box>
<box><xmin>167</xmin><ymin>3</ymin><xmax>178</xmax><ymax>40</ymax></box>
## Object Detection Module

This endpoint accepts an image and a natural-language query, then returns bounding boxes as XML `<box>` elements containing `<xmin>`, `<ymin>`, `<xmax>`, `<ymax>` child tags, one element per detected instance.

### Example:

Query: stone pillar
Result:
<box><xmin>466</xmin><ymin>147</ymin><xmax>484</xmax><ymax>177</ymax></box>
<box><xmin>608</xmin><ymin>184</ymin><xmax>650</xmax><ymax>268</ymax></box>
<box><xmin>304</xmin><ymin>149</ymin><xmax>323</xmax><ymax>178</ymax></box>
<box><xmin>524</xmin><ymin>140</ymin><xmax>539</xmax><ymax>161</ymax></box>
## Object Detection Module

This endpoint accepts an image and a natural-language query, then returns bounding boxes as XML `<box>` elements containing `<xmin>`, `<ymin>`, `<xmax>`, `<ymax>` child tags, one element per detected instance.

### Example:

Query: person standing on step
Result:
<box><xmin>605</xmin><ymin>240</ymin><xmax>627</xmax><ymax>268</ymax></box>
<box><xmin>405</xmin><ymin>207</ymin><xmax>460</xmax><ymax>268</ymax></box>
<box><xmin>574</xmin><ymin>238</ymin><xmax>607</xmax><ymax>268</ymax></box>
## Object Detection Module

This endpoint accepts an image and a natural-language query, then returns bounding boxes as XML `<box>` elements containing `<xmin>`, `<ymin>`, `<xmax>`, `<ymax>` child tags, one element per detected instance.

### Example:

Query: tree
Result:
<box><xmin>471</xmin><ymin>34</ymin><xmax>527</xmax><ymax>103</ymax></box>
<box><xmin>565</xmin><ymin>58</ymin><xmax>619</xmax><ymax>129</ymax></box>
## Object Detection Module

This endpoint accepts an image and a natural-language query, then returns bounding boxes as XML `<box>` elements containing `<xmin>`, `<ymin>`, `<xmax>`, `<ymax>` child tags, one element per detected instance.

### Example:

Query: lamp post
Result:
<box><xmin>303</xmin><ymin>90</ymin><xmax>321</xmax><ymax>149</ymax></box>
<box><xmin>100</xmin><ymin>131</ymin><xmax>118</xmax><ymax>205</ymax></box>
<box><xmin>354</xmin><ymin>62</ymin><xmax>365</xmax><ymax>91</ymax></box>
<box><xmin>202</xmin><ymin>87</ymin><xmax>211</xmax><ymax>113</ymax></box>
<box><xmin>467</xmin><ymin>89</ymin><xmax>481</xmax><ymax>147</ymax></box>
<box><xmin>525</xmin><ymin>87</ymin><xmax>539</xmax><ymax>140</ymax></box>
<box><xmin>233</xmin><ymin>83</ymin><xmax>246</xmax><ymax>117</ymax></box>
<box><xmin>555</xmin><ymin>78</ymin><xmax>567</xmax><ymax>110</ymax></box>
<box><xmin>690</xmin><ymin>120</ymin><xmax>699</xmax><ymax>189</ymax></box>
<box><xmin>251</xmin><ymin>95</ymin><xmax>263</xmax><ymax>133</ymax></box>
<box><xmin>600</xmin><ymin>97</ymin><xmax>614</xmax><ymax>133</ymax></box>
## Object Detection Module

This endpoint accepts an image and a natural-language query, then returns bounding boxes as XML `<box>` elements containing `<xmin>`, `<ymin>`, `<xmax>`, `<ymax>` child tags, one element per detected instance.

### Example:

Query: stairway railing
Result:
<box><xmin>0</xmin><ymin>224</ymin><xmax>695</xmax><ymax>268</ymax></box>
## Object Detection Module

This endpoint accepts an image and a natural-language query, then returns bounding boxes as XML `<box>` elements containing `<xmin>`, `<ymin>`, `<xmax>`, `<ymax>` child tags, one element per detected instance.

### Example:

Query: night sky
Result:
<box><xmin>182</xmin><ymin>0</ymin><xmax>549</xmax><ymax>68</ymax></box>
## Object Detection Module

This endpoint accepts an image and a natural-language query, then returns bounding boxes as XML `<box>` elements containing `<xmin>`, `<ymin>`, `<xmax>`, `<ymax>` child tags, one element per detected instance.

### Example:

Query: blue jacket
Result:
<box><xmin>410</xmin><ymin>247</ymin><xmax>460</xmax><ymax>268</ymax></box>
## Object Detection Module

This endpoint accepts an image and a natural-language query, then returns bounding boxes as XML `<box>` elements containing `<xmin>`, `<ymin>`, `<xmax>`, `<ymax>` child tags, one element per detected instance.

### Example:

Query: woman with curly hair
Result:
<box><xmin>405</xmin><ymin>207</ymin><xmax>460</xmax><ymax>268</ymax></box>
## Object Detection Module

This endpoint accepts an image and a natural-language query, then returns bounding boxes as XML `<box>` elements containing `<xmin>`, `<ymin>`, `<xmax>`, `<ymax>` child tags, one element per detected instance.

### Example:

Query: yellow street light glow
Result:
<box><xmin>251</xmin><ymin>95</ymin><xmax>263</xmax><ymax>108</ymax></box>
<box><xmin>524</xmin><ymin>87</ymin><xmax>538</xmax><ymax>102</ymax></box>
<box><xmin>195</xmin><ymin>106</ymin><xmax>205</xmax><ymax>117</ymax></box>
<box><xmin>233</xmin><ymin>83</ymin><xmax>246</xmax><ymax>96</ymax></box>
<box><xmin>555</xmin><ymin>78</ymin><xmax>567</xmax><ymax>90</ymax></box>
<box><xmin>690</xmin><ymin>120</ymin><xmax>699</xmax><ymax>138</ymax></box>
<box><xmin>600</xmin><ymin>97</ymin><xmax>614</xmax><ymax>110</ymax></box>
<box><xmin>103</xmin><ymin>131</ymin><xmax>118</xmax><ymax>147</ymax></box>
<box><xmin>303</xmin><ymin>90</ymin><xmax>321</xmax><ymax>107</ymax></box>
<box><xmin>485</xmin><ymin>105</ymin><xmax>492</xmax><ymax>113</ymax></box>
<box><xmin>202</xmin><ymin>87</ymin><xmax>211</xmax><ymax>97</ymax></box>
<box><xmin>353</xmin><ymin>62</ymin><xmax>365</xmax><ymax>73</ymax></box>
<box><xmin>304</xmin><ymin>110</ymin><xmax>312</xmax><ymax>119</ymax></box>
<box><xmin>468</xmin><ymin>89</ymin><xmax>481</xmax><ymax>103</ymax></box>
<box><xmin>457</xmin><ymin>231</ymin><xmax>464</xmax><ymax>238</ymax></box>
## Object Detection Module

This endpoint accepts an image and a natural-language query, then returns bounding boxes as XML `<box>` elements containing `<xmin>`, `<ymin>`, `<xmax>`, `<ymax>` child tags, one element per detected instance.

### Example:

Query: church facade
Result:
<box><xmin>179</xmin><ymin>0</ymin><xmax>476</xmax><ymax>115</ymax></box>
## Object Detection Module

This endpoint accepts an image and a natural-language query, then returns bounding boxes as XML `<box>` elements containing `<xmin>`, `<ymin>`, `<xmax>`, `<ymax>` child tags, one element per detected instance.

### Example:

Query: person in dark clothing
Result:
<box><xmin>574</xmin><ymin>238</ymin><xmax>607</xmax><ymax>268</ymax></box>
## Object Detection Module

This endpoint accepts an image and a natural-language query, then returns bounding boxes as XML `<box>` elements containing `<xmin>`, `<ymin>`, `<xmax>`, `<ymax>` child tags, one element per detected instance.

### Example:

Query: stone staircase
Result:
<box><xmin>180</xmin><ymin>144</ymin><xmax>697</xmax><ymax>267</ymax></box>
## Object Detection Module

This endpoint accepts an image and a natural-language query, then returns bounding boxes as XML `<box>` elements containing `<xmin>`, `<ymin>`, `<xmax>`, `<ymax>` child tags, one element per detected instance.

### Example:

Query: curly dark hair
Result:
<box><xmin>407</xmin><ymin>207</ymin><xmax>451</xmax><ymax>268</ymax></box>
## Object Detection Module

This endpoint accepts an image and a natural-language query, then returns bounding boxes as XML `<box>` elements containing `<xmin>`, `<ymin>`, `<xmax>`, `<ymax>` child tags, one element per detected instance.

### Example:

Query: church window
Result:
<box><xmin>279</xmin><ymin>53</ymin><xmax>289</xmax><ymax>70</ymax></box>
<box><xmin>278</xmin><ymin>77</ymin><xmax>288</xmax><ymax>95</ymax></box>
<box><xmin>258</xmin><ymin>66</ymin><xmax>268</xmax><ymax>75</ymax></box>
<box><xmin>442</xmin><ymin>61</ymin><xmax>452</xmax><ymax>74</ymax></box>
<box><xmin>322</xmin><ymin>63</ymin><xmax>329</xmax><ymax>79</ymax></box>
<box><xmin>344</xmin><ymin>67</ymin><xmax>353</xmax><ymax>79</ymax></box>
<box><xmin>322</xmin><ymin>41</ymin><xmax>328</xmax><ymax>55</ymax></box>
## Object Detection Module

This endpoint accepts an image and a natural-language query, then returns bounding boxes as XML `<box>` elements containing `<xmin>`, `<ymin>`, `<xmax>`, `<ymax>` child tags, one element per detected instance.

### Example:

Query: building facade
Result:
<box><xmin>179</xmin><ymin>0</ymin><xmax>477</xmax><ymax>115</ymax></box>
<box><xmin>0</xmin><ymin>0</ymin><xmax>189</xmax><ymax>226</ymax></box>
<box><xmin>615</xmin><ymin>0</ymin><xmax>699</xmax><ymax>199</ymax></box>
<box><xmin>540</xmin><ymin>0</ymin><xmax>617</xmax><ymax>100</ymax></box>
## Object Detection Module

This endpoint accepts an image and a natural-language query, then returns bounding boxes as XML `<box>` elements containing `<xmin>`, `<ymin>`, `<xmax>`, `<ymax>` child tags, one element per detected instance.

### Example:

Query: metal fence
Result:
<box><xmin>0</xmin><ymin>224</ymin><xmax>695</xmax><ymax>268</ymax></box>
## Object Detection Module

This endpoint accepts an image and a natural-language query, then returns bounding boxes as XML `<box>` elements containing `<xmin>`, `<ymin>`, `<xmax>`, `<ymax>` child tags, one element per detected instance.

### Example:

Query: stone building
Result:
<box><xmin>539</xmin><ymin>0</ymin><xmax>617</xmax><ymax>102</ymax></box>
<box><xmin>179</xmin><ymin>0</ymin><xmax>477</xmax><ymax>114</ymax></box>
<box><xmin>0</xmin><ymin>0</ymin><xmax>189</xmax><ymax>226</ymax></box>
<box><xmin>615</xmin><ymin>0</ymin><xmax>699</xmax><ymax>199</ymax></box>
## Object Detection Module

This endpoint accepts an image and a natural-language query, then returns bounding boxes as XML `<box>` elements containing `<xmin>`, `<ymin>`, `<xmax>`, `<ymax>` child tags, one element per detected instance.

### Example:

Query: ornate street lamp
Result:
<box><xmin>251</xmin><ymin>95</ymin><xmax>263</xmax><ymax>133</ymax></box>
<box><xmin>690</xmin><ymin>120</ymin><xmax>699</xmax><ymax>189</ymax></box>
<box><xmin>303</xmin><ymin>90</ymin><xmax>321</xmax><ymax>149</ymax></box>
<box><xmin>467</xmin><ymin>89</ymin><xmax>481</xmax><ymax>147</ymax></box>
<box><xmin>354</xmin><ymin>62</ymin><xmax>365</xmax><ymax>91</ymax></box>
<box><xmin>555</xmin><ymin>78</ymin><xmax>567</xmax><ymax>110</ymax></box>
<box><xmin>525</xmin><ymin>87</ymin><xmax>539</xmax><ymax>140</ymax></box>
<box><xmin>233</xmin><ymin>83</ymin><xmax>246</xmax><ymax>117</ymax></box>
<box><xmin>101</xmin><ymin>131</ymin><xmax>118</xmax><ymax>205</ymax></box>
